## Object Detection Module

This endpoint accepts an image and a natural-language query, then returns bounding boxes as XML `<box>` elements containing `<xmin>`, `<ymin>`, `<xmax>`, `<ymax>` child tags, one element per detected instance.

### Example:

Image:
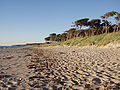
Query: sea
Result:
<box><xmin>0</xmin><ymin>46</ymin><xmax>24</xmax><ymax>48</ymax></box>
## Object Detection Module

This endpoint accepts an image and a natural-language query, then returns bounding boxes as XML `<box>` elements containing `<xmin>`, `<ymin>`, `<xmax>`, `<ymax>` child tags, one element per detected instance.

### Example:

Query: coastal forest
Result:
<box><xmin>45</xmin><ymin>11</ymin><xmax>120</xmax><ymax>43</ymax></box>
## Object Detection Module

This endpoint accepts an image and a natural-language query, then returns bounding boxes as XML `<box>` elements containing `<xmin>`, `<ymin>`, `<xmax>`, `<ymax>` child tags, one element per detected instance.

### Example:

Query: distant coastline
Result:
<box><xmin>0</xmin><ymin>43</ymin><xmax>47</xmax><ymax>48</ymax></box>
<box><xmin>12</xmin><ymin>42</ymin><xmax>49</xmax><ymax>47</ymax></box>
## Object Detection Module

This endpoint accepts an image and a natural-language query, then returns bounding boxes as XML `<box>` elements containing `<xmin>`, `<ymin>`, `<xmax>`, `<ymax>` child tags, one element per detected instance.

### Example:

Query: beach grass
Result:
<box><xmin>38</xmin><ymin>31</ymin><xmax>120</xmax><ymax>47</ymax></box>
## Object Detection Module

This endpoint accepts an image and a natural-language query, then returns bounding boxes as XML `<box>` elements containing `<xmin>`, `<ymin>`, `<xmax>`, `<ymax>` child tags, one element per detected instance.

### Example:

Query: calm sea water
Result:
<box><xmin>0</xmin><ymin>46</ymin><xmax>24</xmax><ymax>48</ymax></box>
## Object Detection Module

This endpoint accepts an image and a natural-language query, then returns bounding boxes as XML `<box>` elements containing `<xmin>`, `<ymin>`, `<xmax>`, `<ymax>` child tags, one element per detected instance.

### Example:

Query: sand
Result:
<box><xmin>0</xmin><ymin>46</ymin><xmax>120</xmax><ymax>89</ymax></box>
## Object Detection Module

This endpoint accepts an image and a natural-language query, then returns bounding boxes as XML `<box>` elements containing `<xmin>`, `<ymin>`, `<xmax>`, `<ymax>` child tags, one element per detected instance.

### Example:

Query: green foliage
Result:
<box><xmin>44</xmin><ymin>11</ymin><xmax>120</xmax><ymax>44</ymax></box>
<box><xmin>42</xmin><ymin>31</ymin><xmax>120</xmax><ymax>47</ymax></box>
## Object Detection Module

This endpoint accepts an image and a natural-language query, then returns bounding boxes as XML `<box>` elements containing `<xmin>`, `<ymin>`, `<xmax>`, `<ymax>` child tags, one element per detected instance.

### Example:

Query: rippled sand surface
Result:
<box><xmin>0</xmin><ymin>46</ymin><xmax>120</xmax><ymax>89</ymax></box>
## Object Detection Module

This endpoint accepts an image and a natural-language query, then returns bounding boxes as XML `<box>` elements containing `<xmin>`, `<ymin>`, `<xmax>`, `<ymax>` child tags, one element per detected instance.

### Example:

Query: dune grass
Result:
<box><xmin>40</xmin><ymin>31</ymin><xmax>120</xmax><ymax>47</ymax></box>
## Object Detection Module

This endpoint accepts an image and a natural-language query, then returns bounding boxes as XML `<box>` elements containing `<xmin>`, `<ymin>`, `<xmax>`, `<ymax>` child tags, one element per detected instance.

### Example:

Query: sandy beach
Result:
<box><xmin>0</xmin><ymin>46</ymin><xmax>120</xmax><ymax>89</ymax></box>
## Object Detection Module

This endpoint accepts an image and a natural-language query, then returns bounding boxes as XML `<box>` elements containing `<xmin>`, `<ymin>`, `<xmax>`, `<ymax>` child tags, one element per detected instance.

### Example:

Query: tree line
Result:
<box><xmin>45</xmin><ymin>11</ymin><xmax>120</xmax><ymax>42</ymax></box>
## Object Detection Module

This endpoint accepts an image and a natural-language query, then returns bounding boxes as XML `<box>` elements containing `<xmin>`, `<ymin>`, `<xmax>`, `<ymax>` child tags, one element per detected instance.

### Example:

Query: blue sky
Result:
<box><xmin>0</xmin><ymin>0</ymin><xmax>120</xmax><ymax>45</ymax></box>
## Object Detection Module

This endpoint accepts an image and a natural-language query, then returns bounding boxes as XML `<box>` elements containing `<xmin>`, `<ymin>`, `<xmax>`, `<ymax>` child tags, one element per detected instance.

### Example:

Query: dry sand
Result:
<box><xmin>0</xmin><ymin>45</ymin><xmax>120</xmax><ymax>89</ymax></box>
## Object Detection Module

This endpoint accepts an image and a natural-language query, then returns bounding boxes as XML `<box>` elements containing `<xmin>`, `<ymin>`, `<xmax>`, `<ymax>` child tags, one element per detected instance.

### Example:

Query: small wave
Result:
<box><xmin>0</xmin><ymin>46</ymin><xmax>24</xmax><ymax>48</ymax></box>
